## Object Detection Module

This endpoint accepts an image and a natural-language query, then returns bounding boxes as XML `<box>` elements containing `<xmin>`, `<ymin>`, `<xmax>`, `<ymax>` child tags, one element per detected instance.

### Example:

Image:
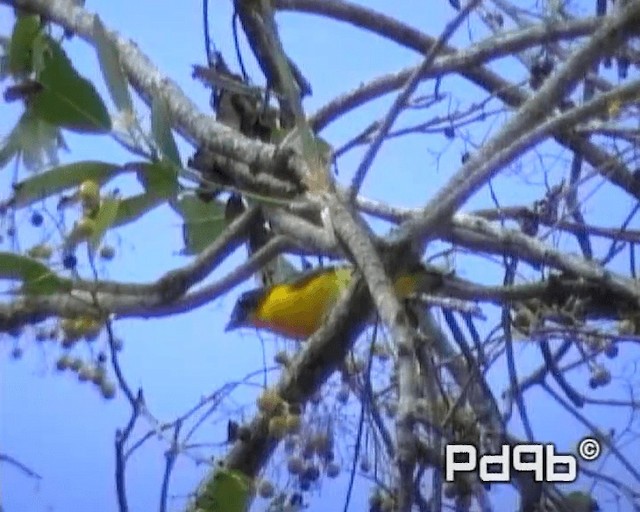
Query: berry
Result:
<box><xmin>258</xmin><ymin>480</ymin><xmax>275</xmax><ymax>499</ymax></box>
<box><xmin>30</xmin><ymin>211</ymin><xmax>44</xmax><ymax>227</ymax></box>
<box><xmin>91</xmin><ymin>366</ymin><xmax>106</xmax><ymax>385</ymax></box>
<box><xmin>72</xmin><ymin>217</ymin><xmax>96</xmax><ymax>239</ymax></box>
<box><xmin>77</xmin><ymin>365</ymin><xmax>94</xmax><ymax>382</ymax></box>
<box><xmin>287</xmin><ymin>456</ymin><xmax>304</xmax><ymax>475</ymax></box>
<box><xmin>299</xmin><ymin>478</ymin><xmax>311</xmax><ymax>491</ymax></box>
<box><xmin>56</xmin><ymin>355</ymin><xmax>72</xmax><ymax>371</ymax></box>
<box><xmin>7</xmin><ymin>325</ymin><xmax>23</xmax><ymax>338</ymax></box>
<box><xmin>359</xmin><ymin>455</ymin><xmax>371</xmax><ymax>473</ymax></box>
<box><xmin>285</xmin><ymin>414</ymin><xmax>302</xmax><ymax>434</ymax></box>
<box><xmin>274</xmin><ymin>350</ymin><xmax>290</xmax><ymax>366</ymax></box>
<box><xmin>268</xmin><ymin>415</ymin><xmax>288</xmax><ymax>439</ymax></box>
<box><xmin>604</xmin><ymin>344</ymin><xmax>619</xmax><ymax>359</ymax></box>
<box><xmin>302</xmin><ymin>463</ymin><xmax>320</xmax><ymax>482</ymax></box>
<box><xmin>63</xmin><ymin>253</ymin><xmax>77</xmax><ymax>269</ymax></box>
<box><xmin>326</xmin><ymin>462</ymin><xmax>340</xmax><ymax>478</ymax></box>
<box><xmin>99</xmin><ymin>245</ymin><xmax>115</xmax><ymax>260</ymax></box>
<box><xmin>257</xmin><ymin>388</ymin><xmax>284</xmax><ymax>415</ymax></box>
<box><xmin>591</xmin><ymin>367</ymin><xmax>611</xmax><ymax>387</ymax></box>
<box><xmin>237</xmin><ymin>426</ymin><xmax>251</xmax><ymax>442</ymax></box>
<box><xmin>100</xmin><ymin>380</ymin><xmax>117</xmax><ymax>399</ymax></box>
<box><xmin>79</xmin><ymin>180</ymin><xmax>100</xmax><ymax>213</ymax></box>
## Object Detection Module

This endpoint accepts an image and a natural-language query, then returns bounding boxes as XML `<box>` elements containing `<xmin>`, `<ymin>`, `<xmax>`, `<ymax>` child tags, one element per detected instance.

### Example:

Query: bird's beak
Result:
<box><xmin>225</xmin><ymin>302</ymin><xmax>245</xmax><ymax>332</ymax></box>
<box><xmin>225</xmin><ymin>317</ymin><xmax>239</xmax><ymax>332</ymax></box>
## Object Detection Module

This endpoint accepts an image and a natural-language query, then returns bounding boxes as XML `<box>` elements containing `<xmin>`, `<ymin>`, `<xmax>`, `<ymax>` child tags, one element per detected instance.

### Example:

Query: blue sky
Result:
<box><xmin>2</xmin><ymin>1</ymin><xmax>640</xmax><ymax>512</ymax></box>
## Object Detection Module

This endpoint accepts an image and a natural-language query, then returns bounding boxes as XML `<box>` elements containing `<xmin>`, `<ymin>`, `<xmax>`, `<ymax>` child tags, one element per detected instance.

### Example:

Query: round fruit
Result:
<box><xmin>302</xmin><ymin>463</ymin><xmax>320</xmax><ymax>482</ymax></box>
<box><xmin>285</xmin><ymin>414</ymin><xmax>302</xmax><ymax>434</ymax></box>
<box><xmin>79</xmin><ymin>180</ymin><xmax>100</xmax><ymax>211</ymax></box>
<box><xmin>30</xmin><ymin>211</ymin><xmax>44</xmax><ymax>227</ymax></box>
<box><xmin>62</xmin><ymin>253</ymin><xmax>77</xmax><ymax>269</ymax></box>
<box><xmin>73</xmin><ymin>217</ymin><xmax>96</xmax><ymax>239</ymax></box>
<box><xmin>237</xmin><ymin>426</ymin><xmax>251</xmax><ymax>442</ymax></box>
<box><xmin>591</xmin><ymin>366</ymin><xmax>611</xmax><ymax>387</ymax></box>
<box><xmin>268</xmin><ymin>415</ymin><xmax>288</xmax><ymax>439</ymax></box>
<box><xmin>91</xmin><ymin>366</ymin><xmax>106</xmax><ymax>385</ymax></box>
<box><xmin>257</xmin><ymin>479</ymin><xmax>275</xmax><ymax>499</ymax></box>
<box><xmin>7</xmin><ymin>325</ymin><xmax>23</xmax><ymax>338</ymax></box>
<box><xmin>78</xmin><ymin>317</ymin><xmax>102</xmax><ymax>342</ymax></box>
<box><xmin>274</xmin><ymin>350</ymin><xmax>290</xmax><ymax>366</ymax></box>
<box><xmin>311</xmin><ymin>432</ymin><xmax>331</xmax><ymax>454</ymax></box>
<box><xmin>380</xmin><ymin>496</ymin><xmax>395</xmax><ymax>512</ymax></box>
<box><xmin>257</xmin><ymin>388</ymin><xmax>284</xmax><ymax>415</ymax></box>
<box><xmin>77</xmin><ymin>365</ymin><xmax>94</xmax><ymax>382</ymax></box>
<box><xmin>287</xmin><ymin>456</ymin><xmax>304</xmax><ymax>475</ymax></box>
<box><xmin>56</xmin><ymin>355</ymin><xmax>72</xmax><ymax>371</ymax></box>
<box><xmin>325</xmin><ymin>462</ymin><xmax>340</xmax><ymax>478</ymax></box>
<box><xmin>100</xmin><ymin>380</ymin><xmax>117</xmax><ymax>399</ymax></box>
<box><xmin>61</xmin><ymin>318</ymin><xmax>82</xmax><ymax>345</ymax></box>
<box><xmin>604</xmin><ymin>343</ymin><xmax>619</xmax><ymax>359</ymax></box>
<box><xmin>99</xmin><ymin>245</ymin><xmax>115</xmax><ymax>260</ymax></box>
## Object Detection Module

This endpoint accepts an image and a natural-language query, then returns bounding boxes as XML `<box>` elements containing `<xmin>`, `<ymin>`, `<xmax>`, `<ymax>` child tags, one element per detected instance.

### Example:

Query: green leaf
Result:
<box><xmin>195</xmin><ymin>468</ymin><xmax>252</xmax><ymax>512</ymax></box>
<box><xmin>8</xmin><ymin>15</ymin><xmax>40</xmax><ymax>76</ymax></box>
<box><xmin>0</xmin><ymin>128</ymin><xmax>20</xmax><ymax>170</ymax></box>
<box><xmin>112</xmin><ymin>193</ymin><xmax>165</xmax><ymax>228</ymax></box>
<box><xmin>90</xmin><ymin>196</ymin><xmax>120</xmax><ymax>249</ymax></box>
<box><xmin>31</xmin><ymin>31</ymin><xmax>48</xmax><ymax>74</ymax></box>
<box><xmin>30</xmin><ymin>36</ymin><xmax>112</xmax><ymax>134</ymax></box>
<box><xmin>0</xmin><ymin>110</ymin><xmax>64</xmax><ymax>172</ymax></box>
<box><xmin>10</xmin><ymin>160</ymin><xmax>122</xmax><ymax>208</ymax></box>
<box><xmin>92</xmin><ymin>16</ymin><xmax>133</xmax><ymax>113</ymax></box>
<box><xmin>151</xmin><ymin>96</ymin><xmax>180</xmax><ymax>166</ymax></box>
<box><xmin>136</xmin><ymin>160</ymin><xmax>178</xmax><ymax>198</ymax></box>
<box><xmin>105</xmin><ymin>161</ymin><xmax>177</xmax><ymax>229</ymax></box>
<box><xmin>173</xmin><ymin>195</ymin><xmax>226</xmax><ymax>255</ymax></box>
<box><xmin>0</xmin><ymin>252</ymin><xmax>71</xmax><ymax>294</ymax></box>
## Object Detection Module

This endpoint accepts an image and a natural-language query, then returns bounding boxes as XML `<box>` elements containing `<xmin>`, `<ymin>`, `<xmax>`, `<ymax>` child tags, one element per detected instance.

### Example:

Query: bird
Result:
<box><xmin>225</xmin><ymin>263</ymin><xmax>445</xmax><ymax>340</ymax></box>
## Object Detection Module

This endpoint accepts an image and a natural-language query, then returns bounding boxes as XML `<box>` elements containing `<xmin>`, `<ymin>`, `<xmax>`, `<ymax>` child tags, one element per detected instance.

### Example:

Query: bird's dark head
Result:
<box><xmin>225</xmin><ymin>288</ymin><xmax>266</xmax><ymax>332</ymax></box>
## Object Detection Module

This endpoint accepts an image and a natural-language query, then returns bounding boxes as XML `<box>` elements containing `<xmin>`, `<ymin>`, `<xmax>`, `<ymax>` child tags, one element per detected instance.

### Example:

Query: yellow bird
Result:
<box><xmin>225</xmin><ymin>263</ymin><xmax>444</xmax><ymax>340</ymax></box>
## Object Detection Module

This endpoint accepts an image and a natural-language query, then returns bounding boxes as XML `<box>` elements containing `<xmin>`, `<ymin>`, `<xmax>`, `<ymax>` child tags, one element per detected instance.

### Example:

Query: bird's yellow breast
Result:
<box><xmin>253</xmin><ymin>267</ymin><xmax>353</xmax><ymax>339</ymax></box>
